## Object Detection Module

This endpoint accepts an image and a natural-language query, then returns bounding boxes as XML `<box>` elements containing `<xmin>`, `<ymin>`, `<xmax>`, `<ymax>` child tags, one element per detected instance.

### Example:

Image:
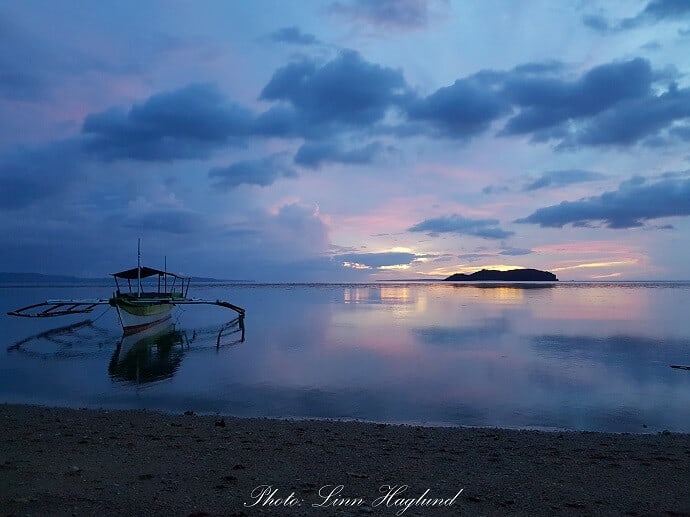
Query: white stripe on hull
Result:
<box><xmin>116</xmin><ymin>306</ymin><xmax>173</xmax><ymax>335</ymax></box>
<box><xmin>117</xmin><ymin>319</ymin><xmax>175</xmax><ymax>358</ymax></box>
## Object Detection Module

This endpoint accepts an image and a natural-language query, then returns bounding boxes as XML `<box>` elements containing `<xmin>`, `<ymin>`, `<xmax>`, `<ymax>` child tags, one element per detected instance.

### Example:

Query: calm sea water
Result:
<box><xmin>1</xmin><ymin>282</ymin><xmax>689</xmax><ymax>433</ymax></box>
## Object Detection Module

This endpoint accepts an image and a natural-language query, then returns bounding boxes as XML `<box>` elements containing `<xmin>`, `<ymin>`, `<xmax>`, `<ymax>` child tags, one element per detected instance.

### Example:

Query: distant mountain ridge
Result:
<box><xmin>0</xmin><ymin>272</ymin><xmax>244</xmax><ymax>284</ymax></box>
<box><xmin>444</xmin><ymin>268</ymin><xmax>558</xmax><ymax>282</ymax></box>
<box><xmin>0</xmin><ymin>272</ymin><xmax>93</xmax><ymax>283</ymax></box>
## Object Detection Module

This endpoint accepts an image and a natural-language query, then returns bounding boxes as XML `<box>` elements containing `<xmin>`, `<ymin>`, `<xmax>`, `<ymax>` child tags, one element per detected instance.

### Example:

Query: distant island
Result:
<box><xmin>444</xmin><ymin>268</ymin><xmax>558</xmax><ymax>282</ymax></box>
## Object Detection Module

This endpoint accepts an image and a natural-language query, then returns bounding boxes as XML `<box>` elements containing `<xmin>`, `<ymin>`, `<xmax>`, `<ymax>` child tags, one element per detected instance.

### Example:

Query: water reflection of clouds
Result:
<box><xmin>216</xmin><ymin>283</ymin><xmax>690</xmax><ymax>430</ymax></box>
<box><xmin>542</xmin><ymin>286</ymin><xmax>649</xmax><ymax>321</ymax></box>
<box><xmin>530</xmin><ymin>334</ymin><xmax>690</xmax><ymax>385</ymax></box>
<box><xmin>342</xmin><ymin>285</ymin><xmax>427</xmax><ymax>320</ymax></box>
<box><xmin>471</xmin><ymin>285</ymin><xmax>525</xmax><ymax>303</ymax></box>
<box><xmin>413</xmin><ymin>318</ymin><xmax>511</xmax><ymax>347</ymax></box>
<box><xmin>4</xmin><ymin>283</ymin><xmax>690</xmax><ymax>432</ymax></box>
<box><xmin>343</xmin><ymin>285</ymin><xmax>415</xmax><ymax>304</ymax></box>
<box><xmin>521</xmin><ymin>333</ymin><xmax>690</xmax><ymax>430</ymax></box>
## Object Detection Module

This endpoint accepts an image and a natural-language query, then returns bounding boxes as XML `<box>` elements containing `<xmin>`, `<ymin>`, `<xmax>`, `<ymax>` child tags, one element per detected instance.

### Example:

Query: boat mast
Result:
<box><xmin>137</xmin><ymin>238</ymin><xmax>141</xmax><ymax>297</ymax></box>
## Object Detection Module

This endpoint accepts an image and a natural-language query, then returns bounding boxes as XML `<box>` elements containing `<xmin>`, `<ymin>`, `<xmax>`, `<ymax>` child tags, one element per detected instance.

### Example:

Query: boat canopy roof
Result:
<box><xmin>111</xmin><ymin>266</ymin><xmax>185</xmax><ymax>280</ymax></box>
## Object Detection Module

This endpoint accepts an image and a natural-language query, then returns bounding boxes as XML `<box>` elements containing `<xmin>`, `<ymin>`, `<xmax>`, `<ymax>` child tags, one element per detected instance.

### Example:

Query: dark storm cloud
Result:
<box><xmin>584</xmin><ymin>0</ymin><xmax>690</xmax><ymax>32</ymax></box>
<box><xmin>294</xmin><ymin>141</ymin><xmax>383</xmax><ymax>168</ymax></box>
<box><xmin>406</xmin><ymin>77</ymin><xmax>511</xmax><ymax>139</ymax></box>
<box><xmin>511</xmin><ymin>61</ymin><xmax>565</xmax><ymax>76</ymax></box>
<box><xmin>398</xmin><ymin>57</ymin><xmax>689</xmax><ymax>149</ymax></box>
<box><xmin>501</xmin><ymin>58</ymin><xmax>652</xmax><ymax>136</ymax></box>
<box><xmin>267</xmin><ymin>26</ymin><xmax>320</xmax><ymax>46</ymax></box>
<box><xmin>123</xmin><ymin>209</ymin><xmax>204</xmax><ymax>234</ymax></box>
<box><xmin>1</xmin><ymin>13</ymin><xmax>163</xmax><ymax>104</ymax></box>
<box><xmin>253</xmin><ymin>106</ymin><xmax>304</xmax><ymax>138</ymax></box>
<box><xmin>209</xmin><ymin>154</ymin><xmax>298</xmax><ymax>189</ymax></box>
<box><xmin>582</xmin><ymin>14</ymin><xmax>610</xmax><ymax>32</ymax></box>
<box><xmin>0</xmin><ymin>16</ymin><xmax>48</xmax><ymax>100</ymax></box>
<box><xmin>334</xmin><ymin>251</ymin><xmax>417</xmax><ymax>268</ymax></box>
<box><xmin>82</xmin><ymin>83</ymin><xmax>254</xmax><ymax>161</ymax></box>
<box><xmin>638</xmin><ymin>0</ymin><xmax>690</xmax><ymax>21</ymax></box>
<box><xmin>523</xmin><ymin>169</ymin><xmax>606</xmax><ymax>191</ymax></box>
<box><xmin>73</xmin><ymin>53</ymin><xmax>686</xmax><ymax>165</ymax></box>
<box><xmin>516</xmin><ymin>176</ymin><xmax>690</xmax><ymax>229</ymax></box>
<box><xmin>570</xmin><ymin>83</ymin><xmax>690</xmax><ymax>147</ymax></box>
<box><xmin>0</xmin><ymin>141</ymin><xmax>83</xmax><ymax>210</ymax></box>
<box><xmin>328</xmin><ymin>0</ymin><xmax>436</xmax><ymax>29</ymax></box>
<box><xmin>259</xmin><ymin>50</ymin><xmax>407</xmax><ymax>127</ymax></box>
<box><xmin>408</xmin><ymin>215</ymin><xmax>513</xmax><ymax>239</ymax></box>
<box><xmin>0</xmin><ymin>176</ymin><xmax>54</xmax><ymax>210</ymax></box>
<box><xmin>0</xmin><ymin>15</ymin><xmax>118</xmax><ymax>102</ymax></box>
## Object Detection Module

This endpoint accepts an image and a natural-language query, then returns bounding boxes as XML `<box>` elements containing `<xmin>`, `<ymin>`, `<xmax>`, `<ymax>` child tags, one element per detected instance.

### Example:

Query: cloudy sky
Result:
<box><xmin>2</xmin><ymin>0</ymin><xmax>690</xmax><ymax>281</ymax></box>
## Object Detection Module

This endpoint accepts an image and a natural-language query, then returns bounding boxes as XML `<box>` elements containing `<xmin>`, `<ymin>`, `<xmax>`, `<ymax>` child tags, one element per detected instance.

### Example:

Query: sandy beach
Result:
<box><xmin>1</xmin><ymin>405</ymin><xmax>689</xmax><ymax>516</ymax></box>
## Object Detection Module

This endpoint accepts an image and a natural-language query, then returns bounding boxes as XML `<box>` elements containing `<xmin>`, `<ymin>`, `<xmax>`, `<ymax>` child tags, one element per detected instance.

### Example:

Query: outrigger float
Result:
<box><xmin>7</xmin><ymin>243</ymin><xmax>245</xmax><ymax>336</ymax></box>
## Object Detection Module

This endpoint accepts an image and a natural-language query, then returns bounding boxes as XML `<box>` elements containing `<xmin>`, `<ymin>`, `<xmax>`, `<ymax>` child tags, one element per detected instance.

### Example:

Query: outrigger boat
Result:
<box><xmin>7</xmin><ymin>243</ymin><xmax>245</xmax><ymax>336</ymax></box>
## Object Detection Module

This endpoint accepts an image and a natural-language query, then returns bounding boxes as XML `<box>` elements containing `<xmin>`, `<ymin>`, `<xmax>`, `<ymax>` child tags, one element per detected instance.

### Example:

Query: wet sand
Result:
<box><xmin>1</xmin><ymin>404</ymin><xmax>689</xmax><ymax>516</ymax></box>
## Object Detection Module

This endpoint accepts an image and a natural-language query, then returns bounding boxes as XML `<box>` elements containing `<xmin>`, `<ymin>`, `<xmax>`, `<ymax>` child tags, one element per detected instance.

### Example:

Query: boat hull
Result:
<box><xmin>112</xmin><ymin>298</ymin><xmax>173</xmax><ymax>336</ymax></box>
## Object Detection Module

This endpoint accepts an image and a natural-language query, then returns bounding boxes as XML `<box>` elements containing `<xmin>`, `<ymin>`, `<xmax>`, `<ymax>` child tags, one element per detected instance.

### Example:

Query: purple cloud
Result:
<box><xmin>0</xmin><ymin>140</ymin><xmax>84</xmax><ymax>210</ymax></box>
<box><xmin>523</xmin><ymin>170</ymin><xmax>606</xmax><ymax>191</ymax></box>
<box><xmin>260</xmin><ymin>50</ymin><xmax>407</xmax><ymax>127</ymax></box>
<box><xmin>295</xmin><ymin>141</ymin><xmax>383</xmax><ymax>169</ymax></box>
<box><xmin>407</xmin><ymin>77</ymin><xmax>511</xmax><ymax>139</ymax></box>
<box><xmin>267</xmin><ymin>26</ymin><xmax>320</xmax><ymax>46</ymax></box>
<box><xmin>501</xmin><ymin>58</ymin><xmax>653</xmax><ymax>136</ymax></box>
<box><xmin>516</xmin><ymin>176</ymin><xmax>690</xmax><ymax>229</ymax></box>
<box><xmin>210</xmin><ymin>154</ymin><xmax>298</xmax><ymax>189</ymax></box>
<box><xmin>328</xmin><ymin>0</ymin><xmax>439</xmax><ymax>29</ymax></box>
<box><xmin>585</xmin><ymin>0</ymin><xmax>690</xmax><ymax>32</ymax></box>
<box><xmin>409</xmin><ymin>215</ymin><xmax>514</xmax><ymax>239</ymax></box>
<box><xmin>82</xmin><ymin>84</ymin><xmax>254</xmax><ymax>161</ymax></box>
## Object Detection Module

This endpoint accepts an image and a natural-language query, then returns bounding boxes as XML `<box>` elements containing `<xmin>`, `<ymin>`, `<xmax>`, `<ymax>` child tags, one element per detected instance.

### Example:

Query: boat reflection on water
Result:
<box><xmin>6</xmin><ymin>319</ymin><xmax>114</xmax><ymax>358</ymax></box>
<box><xmin>7</xmin><ymin>315</ymin><xmax>246</xmax><ymax>386</ymax></box>
<box><xmin>108</xmin><ymin>322</ymin><xmax>186</xmax><ymax>384</ymax></box>
<box><xmin>109</xmin><ymin>316</ymin><xmax>245</xmax><ymax>385</ymax></box>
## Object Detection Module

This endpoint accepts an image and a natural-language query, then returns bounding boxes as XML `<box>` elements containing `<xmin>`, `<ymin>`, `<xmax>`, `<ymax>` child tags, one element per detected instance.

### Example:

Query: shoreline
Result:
<box><xmin>2</xmin><ymin>404</ymin><xmax>690</xmax><ymax>516</ymax></box>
